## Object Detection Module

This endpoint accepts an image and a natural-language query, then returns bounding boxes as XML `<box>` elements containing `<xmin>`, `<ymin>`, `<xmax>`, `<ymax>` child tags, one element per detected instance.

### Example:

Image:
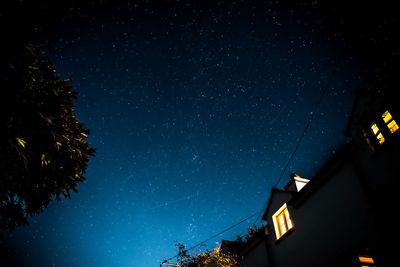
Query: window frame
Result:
<box><xmin>370</xmin><ymin>122</ymin><xmax>385</xmax><ymax>144</ymax></box>
<box><xmin>272</xmin><ymin>203</ymin><xmax>293</xmax><ymax>240</ymax></box>
<box><xmin>358</xmin><ymin>254</ymin><xmax>375</xmax><ymax>267</ymax></box>
<box><xmin>364</xmin><ymin>108</ymin><xmax>399</xmax><ymax>151</ymax></box>
<box><xmin>382</xmin><ymin>110</ymin><xmax>399</xmax><ymax>133</ymax></box>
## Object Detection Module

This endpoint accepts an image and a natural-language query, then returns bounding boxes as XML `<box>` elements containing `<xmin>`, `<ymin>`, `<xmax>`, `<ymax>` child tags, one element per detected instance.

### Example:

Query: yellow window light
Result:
<box><xmin>284</xmin><ymin>208</ymin><xmax>293</xmax><ymax>229</ymax></box>
<box><xmin>382</xmin><ymin>110</ymin><xmax>399</xmax><ymax>133</ymax></box>
<box><xmin>387</xmin><ymin>119</ymin><xmax>399</xmax><ymax>133</ymax></box>
<box><xmin>382</xmin><ymin>110</ymin><xmax>392</xmax><ymax>123</ymax></box>
<box><xmin>272</xmin><ymin>203</ymin><xmax>293</xmax><ymax>240</ymax></box>
<box><xmin>358</xmin><ymin>255</ymin><xmax>374</xmax><ymax>264</ymax></box>
<box><xmin>278</xmin><ymin>214</ymin><xmax>287</xmax><ymax>234</ymax></box>
<box><xmin>370</xmin><ymin>123</ymin><xmax>379</xmax><ymax>135</ymax></box>
<box><xmin>377</xmin><ymin>132</ymin><xmax>385</xmax><ymax>144</ymax></box>
<box><xmin>371</xmin><ymin>123</ymin><xmax>385</xmax><ymax>144</ymax></box>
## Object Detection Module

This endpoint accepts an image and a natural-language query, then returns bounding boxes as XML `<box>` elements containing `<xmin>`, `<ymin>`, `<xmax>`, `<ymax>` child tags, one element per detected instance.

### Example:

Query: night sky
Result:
<box><xmin>1</xmin><ymin>1</ymin><xmax>397</xmax><ymax>266</ymax></box>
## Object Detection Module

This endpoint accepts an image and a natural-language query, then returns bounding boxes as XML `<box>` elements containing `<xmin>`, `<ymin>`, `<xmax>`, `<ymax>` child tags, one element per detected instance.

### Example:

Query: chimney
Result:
<box><xmin>284</xmin><ymin>173</ymin><xmax>310</xmax><ymax>192</ymax></box>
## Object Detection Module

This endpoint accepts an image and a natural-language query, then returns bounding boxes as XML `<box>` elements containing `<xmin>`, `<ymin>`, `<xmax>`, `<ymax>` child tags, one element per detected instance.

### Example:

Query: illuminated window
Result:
<box><xmin>365</xmin><ymin>110</ymin><xmax>398</xmax><ymax>150</ymax></box>
<box><xmin>358</xmin><ymin>255</ymin><xmax>375</xmax><ymax>267</ymax></box>
<box><xmin>272</xmin><ymin>203</ymin><xmax>293</xmax><ymax>240</ymax></box>
<box><xmin>370</xmin><ymin>123</ymin><xmax>385</xmax><ymax>144</ymax></box>
<box><xmin>382</xmin><ymin>110</ymin><xmax>399</xmax><ymax>133</ymax></box>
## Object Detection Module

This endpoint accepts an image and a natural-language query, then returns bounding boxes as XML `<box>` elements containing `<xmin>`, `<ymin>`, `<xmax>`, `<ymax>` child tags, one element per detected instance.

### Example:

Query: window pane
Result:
<box><xmin>377</xmin><ymin>132</ymin><xmax>385</xmax><ymax>144</ymax></box>
<box><xmin>359</xmin><ymin>255</ymin><xmax>374</xmax><ymax>264</ymax></box>
<box><xmin>382</xmin><ymin>110</ymin><xmax>392</xmax><ymax>123</ymax></box>
<box><xmin>371</xmin><ymin>123</ymin><xmax>379</xmax><ymax>135</ymax></box>
<box><xmin>278</xmin><ymin>214</ymin><xmax>287</xmax><ymax>234</ymax></box>
<box><xmin>285</xmin><ymin>209</ymin><xmax>293</xmax><ymax>229</ymax></box>
<box><xmin>272</xmin><ymin>203</ymin><xmax>293</xmax><ymax>240</ymax></box>
<box><xmin>387</xmin><ymin>120</ymin><xmax>399</xmax><ymax>133</ymax></box>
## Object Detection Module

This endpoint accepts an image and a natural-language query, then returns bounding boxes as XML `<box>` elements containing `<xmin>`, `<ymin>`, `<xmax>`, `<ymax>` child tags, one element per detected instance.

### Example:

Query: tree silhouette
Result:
<box><xmin>237</xmin><ymin>223</ymin><xmax>266</xmax><ymax>243</ymax></box>
<box><xmin>175</xmin><ymin>242</ymin><xmax>237</xmax><ymax>267</ymax></box>
<box><xmin>0</xmin><ymin>44</ymin><xmax>95</xmax><ymax>229</ymax></box>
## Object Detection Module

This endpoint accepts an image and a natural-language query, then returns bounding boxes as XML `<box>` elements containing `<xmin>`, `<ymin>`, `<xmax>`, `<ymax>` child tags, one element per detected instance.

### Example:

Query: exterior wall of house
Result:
<box><xmin>240</xmin><ymin>240</ymin><xmax>269</xmax><ymax>267</ymax></box>
<box><xmin>239</xmin><ymin>80</ymin><xmax>398</xmax><ymax>267</ymax></box>
<box><xmin>265</xmin><ymin>161</ymin><xmax>375</xmax><ymax>267</ymax></box>
<box><xmin>348</xmin><ymin>88</ymin><xmax>400</xmax><ymax>192</ymax></box>
<box><xmin>351</xmin><ymin>139</ymin><xmax>400</xmax><ymax>266</ymax></box>
<box><xmin>346</xmin><ymin>81</ymin><xmax>400</xmax><ymax>266</ymax></box>
<box><xmin>264</xmin><ymin>190</ymin><xmax>293</xmax><ymax>228</ymax></box>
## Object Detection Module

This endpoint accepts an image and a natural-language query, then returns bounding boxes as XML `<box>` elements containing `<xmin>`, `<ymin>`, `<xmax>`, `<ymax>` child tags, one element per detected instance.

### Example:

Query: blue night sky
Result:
<box><xmin>2</xmin><ymin>1</ymin><xmax>393</xmax><ymax>266</ymax></box>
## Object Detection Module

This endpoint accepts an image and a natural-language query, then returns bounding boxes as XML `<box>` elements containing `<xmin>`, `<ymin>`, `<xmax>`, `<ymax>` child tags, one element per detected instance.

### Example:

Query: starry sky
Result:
<box><xmin>1</xmin><ymin>1</ymin><xmax>397</xmax><ymax>266</ymax></box>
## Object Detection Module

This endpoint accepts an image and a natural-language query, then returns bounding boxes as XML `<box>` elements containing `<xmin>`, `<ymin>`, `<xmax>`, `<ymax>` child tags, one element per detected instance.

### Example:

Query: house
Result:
<box><xmin>223</xmin><ymin>66</ymin><xmax>399</xmax><ymax>267</ymax></box>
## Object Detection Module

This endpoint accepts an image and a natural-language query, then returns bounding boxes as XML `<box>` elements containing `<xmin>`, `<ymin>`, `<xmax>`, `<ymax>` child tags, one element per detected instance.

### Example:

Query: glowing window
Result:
<box><xmin>371</xmin><ymin>123</ymin><xmax>379</xmax><ymax>135</ymax></box>
<box><xmin>272</xmin><ymin>203</ymin><xmax>293</xmax><ymax>240</ymax></box>
<box><xmin>370</xmin><ymin>123</ymin><xmax>385</xmax><ymax>144</ymax></box>
<box><xmin>382</xmin><ymin>110</ymin><xmax>399</xmax><ymax>133</ymax></box>
<box><xmin>358</xmin><ymin>255</ymin><xmax>375</xmax><ymax>266</ymax></box>
<box><xmin>387</xmin><ymin>120</ymin><xmax>399</xmax><ymax>133</ymax></box>
<box><xmin>382</xmin><ymin>110</ymin><xmax>392</xmax><ymax>123</ymax></box>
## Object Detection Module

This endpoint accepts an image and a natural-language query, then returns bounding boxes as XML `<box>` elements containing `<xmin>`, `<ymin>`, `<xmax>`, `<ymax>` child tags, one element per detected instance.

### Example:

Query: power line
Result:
<box><xmin>161</xmin><ymin>209</ymin><xmax>263</xmax><ymax>265</ymax></box>
<box><xmin>162</xmin><ymin>51</ymin><xmax>345</xmax><ymax>266</ymax></box>
<box><xmin>252</xmin><ymin>51</ymin><xmax>344</xmax><ymax>225</ymax></box>
<box><xmin>274</xmin><ymin>60</ymin><xmax>342</xmax><ymax>187</ymax></box>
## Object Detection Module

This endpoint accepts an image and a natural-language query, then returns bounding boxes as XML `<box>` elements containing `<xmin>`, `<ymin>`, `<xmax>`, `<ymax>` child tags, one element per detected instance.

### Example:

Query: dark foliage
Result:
<box><xmin>236</xmin><ymin>223</ymin><xmax>266</xmax><ymax>244</ymax></box>
<box><xmin>175</xmin><ymin>242</ymin><xmax>237</xmax><ymax>267</ymax></box>
<box><xmin>0</xmin><ymin>44</ymin><xmax>95</xmax><ymax>229</ymax></box>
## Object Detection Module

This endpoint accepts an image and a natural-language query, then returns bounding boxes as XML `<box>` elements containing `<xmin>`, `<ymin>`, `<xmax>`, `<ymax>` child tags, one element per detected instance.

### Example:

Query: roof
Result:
<box><xmin>288</xmin><ymin>142</ymin><xmax>352</xmax><ymax>208</ymax></box>
<box><xmin>344</xmin><ymin>88</ymin><xmax>363</xmax><ymax>137</ymax></box>
<box><xmin>221</xmin><ymin>227</ymin><xmax>266</xmax><ymax>257</ymax></box>
<box><xmin>239</xmin><ymin>237</ymin><xmax>265</xmax><ymax>257</ymax></box>
<box><xmin>261</xmin><ymin>188</ymin><xmax>293</xmax><ymax>221</ymax></box>
<box><xmin>345</xmin><ymin>65</ymin><xmax>400</xmax><ymax>137</ymax></box>
<box><xmin>220</xmin><ymin>240</ymin><xmax>247</xmax><ymax>256</ymax></box>
<box><xmin>261</xmin><ymin>142</ymin><xmax>352</xmax><ymax>222</ymax></box>
<box><xmin>344</xmin><ymin>88</ymin><xmax>376</xmax><ymax>137</ymax></box>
